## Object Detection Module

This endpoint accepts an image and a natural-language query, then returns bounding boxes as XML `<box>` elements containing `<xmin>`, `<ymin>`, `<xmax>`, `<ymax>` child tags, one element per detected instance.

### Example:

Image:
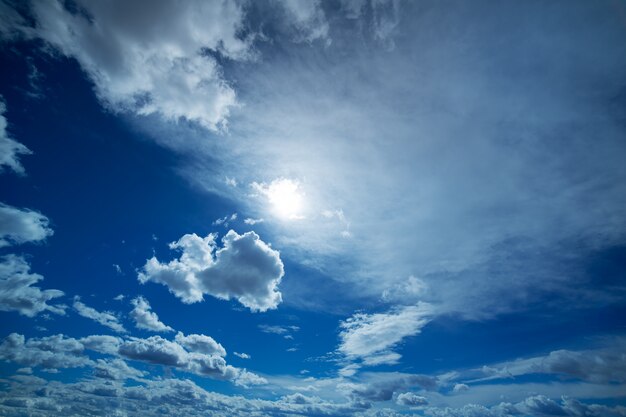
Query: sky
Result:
<box><xmin>0</xmin><ymin>0</ymin><xmax>625</xmax><ymax>416</ymax></box>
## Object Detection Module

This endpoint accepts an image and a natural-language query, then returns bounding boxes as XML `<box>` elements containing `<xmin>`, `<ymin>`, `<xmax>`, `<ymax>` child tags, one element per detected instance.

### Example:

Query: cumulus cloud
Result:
<box><xmin>423</xmin><ymin>395</ymin><xmax>626</xmax><ymax>417</ymax></box>
<box><xmin>174</xmin><ymin>332</ymin><xmax>226</xmax><ymax>357</ymax></box>
<box><xmin>93</xmin><ymin>358</ymin><xmax>145</xmax><ymax>381</ymax></box>
<box><xmin>130</xmin><ymin>296</ymin><xmax>173</xmax><ymax>332</ymax></box>
<box><xmin>234</xmin><ymin>352</ymin><xmax>251</xmax><ymax>359</ymax></box>
<box><xmin>118</xmin><ymin>335</ymin><xmax>261</xmax><ymax>384</ymax></box>
<box><xmin>340</xmin><ymin>372</ymin><xmax>437</xmax><ymax>402</ymax></box>
<box><xmin>0</xmin><ymin>255</ymin><xmax>65</xmax><ymax>317</ymax></box>
<box><xmin>1</xmin><ymin>332</ymin><xmax>262</xmax><ymax>387</ymax></box>
<box><xmin>0</xmin><ymin>203</ymin><xmax>53</xmax><ymax>247</ymax></box>
<box><xmin>338</xmin><ymin>303</ymin><xmax>432</xmax><ymax>365</ymax></box>
<box><xmin>138</xmin><ymin>230</ymin><xmax>284</xmax><ymax>312</ymax></box>
<box><xmin>10</xmin><ymin>0</ymin><xmax>252</xmax><ymax>130</ymax></box>
<box><xmin>0</xmin><ymin>97</ymin><xmax>31</xmax><ymax>174</ymax></box>
<box><xmin>0</xmin><ymin>333</ymin><xmax>90</xmax><ymax>370</ymax></box>
<box><xmin>73</xmin><ymin>297</ymin><xmax>126</xmax><ymax>333</ymax></box>
<box><xmin>0</xmin><ymin>376</ymin><xmax>367</xmax><ymax>417</ymax></box>
<box><xmin>396</xmin><ymin>392</ymin><xmax>428</xmax><ymax>407</ymax></box>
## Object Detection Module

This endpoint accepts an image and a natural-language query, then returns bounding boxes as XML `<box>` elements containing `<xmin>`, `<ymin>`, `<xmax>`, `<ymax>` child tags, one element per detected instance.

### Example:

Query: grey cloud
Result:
<box><xmin>0</xmin><ymin>255</ymin><xmax>65</xmax><ymax>317</ymax></box>
<box><xmin>424</xmin><ymin>395</ymin><xmax>626</xmax><ymax>417</ymax></box>
<box><xmin>0</xmin><ymin>376</ymin><xmax>367</xmax><ymax>417</ymax></box>
<box><xmin>73</xmin><ymin>298</ymin><xmax>126</xmax><ymax>333</ymax></box>
<box><xmin>342</xmin><ymin>373</ymin><xmax>438</xmax><ymax>402</ymax></box>
<box><xmin>139</xmin><ymin>230</ymin><xmax>284</xmax><ymax>312</ymax></box>
<box><xmin>130</xmin><ymin>296</ymin><xmax>173</xmax><ymax>332</ymax></box>
<box><xmin>0</xmin><ymin>203</ymin><xmax>52</xmax><ymax>248</ymax></box>
<box><xmin>472</xmin><ymin>337</ymin><xmax>626</xmax><ymax>384</ymax></box>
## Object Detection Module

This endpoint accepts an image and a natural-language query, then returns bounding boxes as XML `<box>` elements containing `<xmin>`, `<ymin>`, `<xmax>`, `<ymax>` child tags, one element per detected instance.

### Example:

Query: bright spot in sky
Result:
<box><xmin>254</xmin><ymin>178</ymin><xmax>305</xmax><ymax>220</ymax></box>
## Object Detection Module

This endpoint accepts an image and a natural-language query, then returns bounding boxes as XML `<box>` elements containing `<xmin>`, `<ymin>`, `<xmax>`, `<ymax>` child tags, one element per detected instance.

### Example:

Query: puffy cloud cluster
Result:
<box><xmin>0</xmin><ymin>376</ymin><xmax>368</xmax><ymax>417</ymax></box>
<box><xmin>0</xmin><ymin>332</ymin><xmax>263</xmax><ymax>387</ymax></box>
<box><xmin>423</xmin><ymin>395</ymin><xmax>626</xmax><ymax>417</ymax></box>
<box><xmin>130</xmin><ymin>296</ymin><xmax>173</xmax><ymax>332</ymax></box>
<box><xmin>0</xmin><ymin>255</ymin><xmax>65</xmax><ymax>317</ymax></box>
<box><xmin>338</xmin><ymin>304</ymin><xmax>432</xmax><ymax>366</ymax></box>
<box><xmin>138</xmin><ymin>230</ymin><xmax>284</xmax><ymax>312</ymax></box>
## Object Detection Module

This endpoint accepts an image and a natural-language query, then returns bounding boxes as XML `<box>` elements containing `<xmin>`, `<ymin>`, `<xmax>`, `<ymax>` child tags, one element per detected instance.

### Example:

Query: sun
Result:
<box><xmin>259</xmin><ymin>178</ymin><xmax>305</xmax><ymax>220</ymax></box>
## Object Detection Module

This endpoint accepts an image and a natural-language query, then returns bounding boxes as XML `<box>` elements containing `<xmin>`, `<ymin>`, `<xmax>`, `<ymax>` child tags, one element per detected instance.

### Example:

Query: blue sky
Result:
<box><xmin>0</xmin><ymin>1</ymin><xmax>625</xmax><ymax>416</ymax></box>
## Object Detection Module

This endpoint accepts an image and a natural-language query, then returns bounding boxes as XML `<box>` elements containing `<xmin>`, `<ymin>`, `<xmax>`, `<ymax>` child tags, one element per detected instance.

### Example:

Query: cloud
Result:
<box><xmin>0</xmin><ymin>333</ymin><xmax>90</xmax><ymax>370</ymax></box>
<box><xmin>338</xmin><ymin>304</ymin><xmax>432</xmax><ymax>365</ymax></box>
<box><xmin>0</xmin><ymin>255</ymin><xmax>65</xmax><ymax>317</ymax></box>
<box><xmin>234</xmin><ymin>352</ymin><xmax>251</xmax><ymax>359</ymax></box>
<box><xmin>212</xmin><ymin>213</ymin><xmax>238</xmax><ymax>227</ymax></box>
<box><xmin>130</xmin><ymin>296</ymin><xmax>173</xmax><ymax>332</ymax></box>
<box><xmin>341</xmin><ymin>372</ymin><xmax>438</xmax><ymax>402</ymax></box>
<box><xmin>258</xmin><ymin>324</ymin><xmax>299</xmax><ymax>337</ymax></box>
<box><xmin>118</xmin><ymin>335</ymin><xmax>261</xmax><ymax>383</ymax></box>
<box><xmin>73</xmin><ymin>297</ymin><xmax>126</xmax><ymax>333</ymax></box>
<box><xmin>471</xmin><ymin>337</ymin><xmax>626</xmax><ymax>384</ymax></box>
<box><xmin>244</xmin><ymin>217</ymin><xmax>264</xmax><ymax>225</ymax></box>
<box><xmin>93</xmin><ymin>358</ymin><xmax>145</xmax><ymax>381</ymax></box>
<box><xmin>278</xmin><ymin>0</ymin><xmax>329</xmax><ymax>42</ymax></box>
<box><xmin>396</xmin><ymin>392</ymin><xmax>428</xmax><ymax>407</ymax></box>
<box><xmin>0</xmin><ymin>376</ymin><xmax>367</xmax><ymax>417</ymax></box>
<box><xmin>423</xmin><ymin>395</ymin><xmax>626</xmax><ymax>417</ymax></box>
<box><xmin>0</xmin><ymin>203</ymin><xmax>53</xmax><ymax>247</ymax></box>
<box><xmin>174</xmin><ymin>332</ymin><xmax>226</xmax><ymax>357</ymax></box>
<box><xmin>138</xmin><ymin>230</ymin><xmax>284</xmax><ymax>312</ymax></box>
<box><xmin>0</xmin><ymin>97</ymin><xmax>31</xmax><ymax>174</ymax></box>
<box><xmin>174</xmin><ymin>0</ymin><xmax>626</xmax><ymax>320</ymax></box>
<box><xmin>12</xmin><ymin>0</ymin><xmax>253</xmax><ymax>131</ymax></box>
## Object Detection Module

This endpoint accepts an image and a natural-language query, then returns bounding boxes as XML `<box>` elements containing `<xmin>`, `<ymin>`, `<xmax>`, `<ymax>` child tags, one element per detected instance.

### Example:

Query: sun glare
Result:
<box><xmin>263</xmin><ymin>178</ymin><xmax>305</xmax><ymax>220</ymax></box>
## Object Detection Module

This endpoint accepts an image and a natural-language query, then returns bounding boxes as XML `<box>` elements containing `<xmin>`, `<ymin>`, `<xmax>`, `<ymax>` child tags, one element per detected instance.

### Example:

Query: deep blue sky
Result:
<box><xmin>0</xmin><ymin>1</ymin><xmax>625</xmax><ymax>416</ymax></box>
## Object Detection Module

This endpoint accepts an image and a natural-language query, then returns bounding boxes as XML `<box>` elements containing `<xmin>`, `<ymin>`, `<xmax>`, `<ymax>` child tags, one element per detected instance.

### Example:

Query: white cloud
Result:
<box><xmin>0</xmin><ymin>97</ymin><xmax>31</xmax><ymax>174</ymax></box>
<box><xmin>234</xmin><ymin>352</ymin><xmax>251</xmax><ymax>359</ymax></box>
<box><xmin>175</xmin><ymin>1</ymin><xmax>626</xmax><ymax>320</ymax></box>
<box><xmin>130</xmin><ymin>296</ymin><xmax>173</xmax><ymax>333</ymax></box>
<box><xmin>175</xmin><ymin>332</ymin><xmax>226</xmax><ymax>357</ymax></box>
<box><xmin>0</xmin><ymin>333</ymin><xmax>90</xmax><ymax>369</ymax></box>
<box><xmin>279</xmin><ymin>0</ymin><xmax>329</xmax><ymax>43</ymax></box>
<box><xmin>212</xmin><ymin>213</ymin><xmax>238</xmax><ymax>227</ymax></box>
<box><xmin>93</xmin><ymin>358</ymin><xmax>145</xmax><ymax>381</ymax></box>
<box><xmin>258</xmin><ymin>324</ymin><xmax>300</xmax><ymax>336</ymax></box>
<box><xmin>118</xmin><ymin>335</ymin><xmax>261</xmax><ymax>383</ymax></box>
<box><xmin>0</xmin><ymin>255</ymin><xmax>65</xmax><ymax>317</ymax></box>
<box><xmin>396</xmin><ymin>392</ymin><xmax>428</xmax><ymax>407</ymax></box>
<box><xmin>338</xmin><ymin>304</ymin><xmax>432</xmax><ymax>366</ymax></box>
<box><xmin>244</xmin><ymin>217</ymin><xmax>264</xmax><ymax>225</ymax></box>
<box><xmin>20</xmin><ymin>0</ymin><xmax>252</xmax><ymax>131</ymax></box>
<box><xmin>0</xmin><ymin>203</ymin><xmax>53</xmax><ymax>247</ymax></box>
<box><xmin>138</xmin><ymin>230</ymin><xmax>284</xmax><ymax>312</ymax></box>
<box><xmin>73</xmin><ymin>297</ymin><xmax>126</xmax><ymax>333</ymax></box>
